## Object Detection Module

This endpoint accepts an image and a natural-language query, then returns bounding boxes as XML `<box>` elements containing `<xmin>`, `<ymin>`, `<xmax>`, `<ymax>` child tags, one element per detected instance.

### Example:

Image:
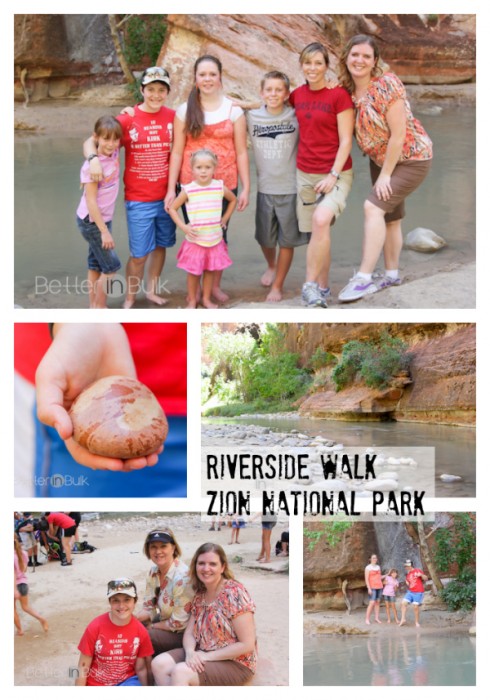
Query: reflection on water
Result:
<box><xmin>15</xmin><ymin>108</ymin><xmax>475</xmax><ymax>304</ymax></box>
<box><xmin>304</xmin><ymin>632</ymin><xmax>476</xmax><ymax>686</ymax></box>
<box><xmin>205</xmin><ymin>416</ymin><xmax>475</xmax><ymax>497</ymax></box>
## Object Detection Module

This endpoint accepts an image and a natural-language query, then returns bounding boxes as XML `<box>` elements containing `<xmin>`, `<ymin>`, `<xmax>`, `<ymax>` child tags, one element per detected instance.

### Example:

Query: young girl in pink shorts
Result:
<box><xmin>169</xmin><ymin>149</ymin><xmax>236</xmax><ymax>308</ymax></box>
<box><xmin>382</xmin><ymin>568</ymin><xmax>400</xmax><ymax>623</ymax></box>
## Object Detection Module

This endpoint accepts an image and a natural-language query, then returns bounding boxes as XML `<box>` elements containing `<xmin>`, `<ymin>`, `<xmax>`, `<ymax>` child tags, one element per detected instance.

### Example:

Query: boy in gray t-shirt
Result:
<box><xmin>247</xmin><ymin>72</ymin><xmax>308</xmax><ymax>302</ymax></box>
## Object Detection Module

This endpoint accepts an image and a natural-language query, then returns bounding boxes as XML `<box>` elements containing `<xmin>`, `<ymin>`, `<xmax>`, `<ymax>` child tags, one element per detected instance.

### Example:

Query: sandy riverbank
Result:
<box><xmin>14</xmin><ymin>514</ymin><xmax>289</xmax><ymax>686</ymax></box>
<box><xmin>304</xmin><ymin>607</ymin><xmax>474</xmax><ymax>637</ymax></box>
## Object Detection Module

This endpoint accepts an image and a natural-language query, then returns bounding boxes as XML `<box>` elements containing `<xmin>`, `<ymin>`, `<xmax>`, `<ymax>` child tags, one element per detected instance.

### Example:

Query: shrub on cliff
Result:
<box><xmin>332</xmin><ymin>333</ymin><xmax>412</xmax><ymax>391</ymax></box>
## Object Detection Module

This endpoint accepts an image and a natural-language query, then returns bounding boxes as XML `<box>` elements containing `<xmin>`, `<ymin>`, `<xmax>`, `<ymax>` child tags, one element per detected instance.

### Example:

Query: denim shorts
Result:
<box><xmin>17</xmin><ymin>583</ymin><xmax>28</xmax><ymax>597</ymax></box>
<box><xmin>404</xmin><ymin>591</ymin><xmax>424</xmax><ymax>605</ymax></box>
<box><xmin>369</xmin><ymin>588</ymin><xmax>383</xmax><ymax>601</ymax></box>
<box><xmin>125</xmin><ymin>200</ymin><xmax>176</xmax><ymax>258</ymax></box>
<box><xmin>76</xmin><ymin>216</ymin><xmax>121</xmax><ymax>274</ymax></box>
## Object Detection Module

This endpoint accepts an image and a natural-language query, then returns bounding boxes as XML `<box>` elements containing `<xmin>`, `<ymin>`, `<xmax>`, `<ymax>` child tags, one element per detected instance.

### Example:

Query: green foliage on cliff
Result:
<box><xmin>202</xmin><ymin>324</ymin><xmax>311</xmax><ymax>413</ymax></box>
<box><xmin>434</xmin><ymin>513</ymin><xmax>476</xmax><ymax>611</ymax></box>
<box><xmin>303</xmin><ymin>521</ymin><xmax>353</xmax><ymax>551</ymax></box>
<box><xmin>121</xmin><ymin>15</ymin><xmax>168</xmax><ymax>66</ymax></box>
<box><xmin>332</xmin><ymin>332</ymin><xmax>412</xmax><ymax>392</ymax></box>
<box><xmin>307</xmin><ymin>347</ymin><xmax>337</xmax><ymax>372</ymax></box>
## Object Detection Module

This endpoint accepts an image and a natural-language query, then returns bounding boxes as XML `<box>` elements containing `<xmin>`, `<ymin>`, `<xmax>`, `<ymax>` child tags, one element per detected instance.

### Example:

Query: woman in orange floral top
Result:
<box><xmin>337</xmin><ymin>35</ymin><xmax>433</xmax><ymax>302</ymax></box>
<box><xmin>151</xmin><ymin>542</ymin><xmax>257</xmax><ymax>685</ymax></box>
<box><xmin>137</xmin><ymin>529</ymin><xmax>193</xmax><ymax>655</ymax></box>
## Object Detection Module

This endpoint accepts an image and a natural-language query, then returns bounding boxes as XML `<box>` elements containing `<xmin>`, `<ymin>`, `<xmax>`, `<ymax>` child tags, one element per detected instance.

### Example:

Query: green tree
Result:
<box><xmin>434</xmin><ymin>514</ymin><xmax>476</xmax><ymax>611</ymax></box>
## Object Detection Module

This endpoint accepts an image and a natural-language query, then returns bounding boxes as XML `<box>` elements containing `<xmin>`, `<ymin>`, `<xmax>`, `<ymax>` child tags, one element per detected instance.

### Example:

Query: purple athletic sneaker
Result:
<box><xmin>338</xmin><ymin>275</ymin><xmax>377</xmax><ymax>302</ymax></box>
<box><xmin>372</xmin><ymin>273</ymin><xmax>402</xmax><ymax>291</ymax></box>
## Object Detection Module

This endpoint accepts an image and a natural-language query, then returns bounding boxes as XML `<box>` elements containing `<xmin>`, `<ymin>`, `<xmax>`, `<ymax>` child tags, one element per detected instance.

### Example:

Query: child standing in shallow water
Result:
<box><xmin>169</xmin><ymin>149</ymin><xmax>236</xmax><ymax>308</ymax></box>
<box><xmin>76</xmin><ymin>115</ymin><xmax>122</xmax><ymax>308</ymax></box>
<box><xmin>382</xmin><ymin>568</ymin><xmax>400</xmax><ymax>623</ymax></box>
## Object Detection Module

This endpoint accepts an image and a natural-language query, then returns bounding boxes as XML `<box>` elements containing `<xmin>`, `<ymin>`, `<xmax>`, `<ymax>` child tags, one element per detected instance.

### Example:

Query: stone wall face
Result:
<box><xmin>14</xmin><ymin>14</ymin><xmax>475</xmax><ymax>103</ymax></box>
<box><xmin>162</xmin><ymin>13</ymin><xmax>475</xmax><ymax>107</ymax></box>
<box><xmin>14</xmin><ymin>14</ymin><xmax>121</xmax><ymax>101</ymax></box>
<box><xmin>293</xmin><ymin>324</ymin><xmax>475</xmax><ymax>427</ymax></box>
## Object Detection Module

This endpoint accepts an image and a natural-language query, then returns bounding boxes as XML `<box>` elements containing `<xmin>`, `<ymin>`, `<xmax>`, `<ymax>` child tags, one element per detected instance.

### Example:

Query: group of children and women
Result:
<box><xmin>77</xmin><ymin>34</ymin><xmax>432</xmax><ymax>308</ymax></box>
<box><xmin>75</xmin><ymin>529</ymin><xmax>257</xmax><ymax>686</ymax></box>
<box><xmin>365</xmin><ymin>553</ymin><xmax>429</xmax><ymax>628</ymax></box>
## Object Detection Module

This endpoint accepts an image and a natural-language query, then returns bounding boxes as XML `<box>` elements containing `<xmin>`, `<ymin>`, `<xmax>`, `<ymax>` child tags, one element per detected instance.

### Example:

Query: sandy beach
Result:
<box><xmin>14</xmin><ymin>513</ymin><xmax>289</xmax><ymax>686</ymax></box>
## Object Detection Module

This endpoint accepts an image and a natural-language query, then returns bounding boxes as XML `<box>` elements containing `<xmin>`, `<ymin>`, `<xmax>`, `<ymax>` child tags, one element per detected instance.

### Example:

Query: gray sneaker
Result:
<box><xmin>302</xmin><ymin>282</ymin><xmax>327</xmax><ymax>307</ymax></box>
<box><xmin>338</xmin><ymin>274</ymin><xmax>377</xmax><ymax>302</ymax></box>
<box><xmin>319</xmin><ymin>286</ymin><xmax>331</xmax><ymax>303</ymax></box>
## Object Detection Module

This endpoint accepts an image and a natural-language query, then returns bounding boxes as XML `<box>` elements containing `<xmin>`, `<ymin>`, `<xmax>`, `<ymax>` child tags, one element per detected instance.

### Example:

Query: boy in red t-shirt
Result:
<box><xmin>76</xmin><ymin>578</ymin><xmax>153</xmax><ymax>686</ymax></box>
<box><xmin>398</xmin><ymin>559</ymin><xmax>428</xmax><ymax>627</ymax></box>
<box><xmin>84</xmin><ymin>67</ymin><xmax>176</xmax><ymax>308</ymax></box>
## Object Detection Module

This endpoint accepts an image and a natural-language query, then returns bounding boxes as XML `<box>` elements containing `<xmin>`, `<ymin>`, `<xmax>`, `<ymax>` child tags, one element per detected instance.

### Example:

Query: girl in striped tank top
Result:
<box><xmin>169</xmin><ymin>150</ymin><xmax>237</xmax><ymax>308</ymax></box>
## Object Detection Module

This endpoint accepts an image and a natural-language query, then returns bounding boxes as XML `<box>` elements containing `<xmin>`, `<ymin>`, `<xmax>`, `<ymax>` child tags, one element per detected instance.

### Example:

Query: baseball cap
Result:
<box><xmin>107</xmin><ymin>578</ymin><xmax>137</xmax><ymax>599</ymax></box>
<box><xmin>404</xmin><ymin>559</ymin><xmax>413</xmax><ymax>567</ymax></box>
<box><xmin>141</xmin><ymin>66</ymin><xmax>171</xmax><ymax>89</ymax></box>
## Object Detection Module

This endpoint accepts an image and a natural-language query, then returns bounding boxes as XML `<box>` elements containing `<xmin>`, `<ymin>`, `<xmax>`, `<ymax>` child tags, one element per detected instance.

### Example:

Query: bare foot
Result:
<box><xmin>186</xmin><ymin>301</ymin><xmax>198</xmax><ymax>309</ymax></box>
<box><xmin>146</xmin><ymin>293</ymin><xmax>168</xmax><ymax>306</ymax></box>
<box><xmin>415</xmin><ymin>622</ymin><xmax>421</xmax><ymax>627</ymax></box>
<box><xmin>16</xmin><ymin>629</ymin><xmax>24</xmax><ymax>636</ymax></box>
<box><xmin>375</xmin><ymin>619</ymin><xmax>382</xmax><ymax>624</ymax></box>
<box><xmin>212</xmin><ymin>288</ymin><xmax>230</xmax><ymax>303</ymax></box>
<box><xmin>123</xmin><ymin>298</ymin><xmax>135</xmax><ymax>309</ymax></box>
<box><xmin>187</xmin><ymin>289</ymin><xmax>202</xmax><ymax>305</ymax></box>
<box><xmin>266</xmin><ymin>287</ymin><xmax>283</xmax><ymax>302</ymax></box>
<box><xmin>261</xmin><ymin>268</ymin><xmax>275</xmax><ymax>287</ymax></box>
<box><xmin>365</xmin><ymin>619</ymin><xmax>371</xmax><ymax>625</ymax></box>
<box><xmin>41</xmin><ymin>619</ymin><xmax>49</xmax><ymax>632</ymax></box>
<box><xmin>398</xmin><ymin>620</ymin><xmax>406</xmax><ymax>627</ymax></box>
<box><xmin>202</xmin><ymin>299</ymin><xmax>218</xmax><ymax>309</ymax></box>
<box><xmin>387</xmin><ymin>619</ymin><xmax>391</xmax><ymax>624</ymax></box>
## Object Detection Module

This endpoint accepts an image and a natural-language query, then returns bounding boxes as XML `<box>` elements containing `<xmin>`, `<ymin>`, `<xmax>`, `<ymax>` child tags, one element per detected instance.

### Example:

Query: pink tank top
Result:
<box><xmin>180</xmin><ymin>110</ymin><xmax>237</xmax><ymax>190</ymax></box>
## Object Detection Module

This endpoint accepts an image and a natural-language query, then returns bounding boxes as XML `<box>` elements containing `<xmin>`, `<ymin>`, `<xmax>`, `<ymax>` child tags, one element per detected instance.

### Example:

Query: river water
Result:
<box><xmin>203</xmin><ymin>416</ymin><xmax>475</xmax><ymax>497</ymax></box>
<box><xmin>304</xmin><ymin>632</ymin><xmax>476</xmax><ymax>685</ymax></box>
<box><xmin>14</xmin><ymin>108</ymin><xmax>474</xmax><ymax>307</ymax></box>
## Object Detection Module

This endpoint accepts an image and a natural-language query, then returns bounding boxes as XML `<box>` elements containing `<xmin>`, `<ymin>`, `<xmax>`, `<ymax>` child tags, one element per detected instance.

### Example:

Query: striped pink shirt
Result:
<box><xmin>182</xmin><ymin>179</ymin><xmax>224</xmax><ymax>247</ymax></box>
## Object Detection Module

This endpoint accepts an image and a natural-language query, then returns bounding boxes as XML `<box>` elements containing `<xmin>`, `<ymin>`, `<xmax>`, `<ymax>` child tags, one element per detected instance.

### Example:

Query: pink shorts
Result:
<box><xmin>176</xmin><ymin>239</ymin><xmax>232</xmax><ymax>276</ymax></box>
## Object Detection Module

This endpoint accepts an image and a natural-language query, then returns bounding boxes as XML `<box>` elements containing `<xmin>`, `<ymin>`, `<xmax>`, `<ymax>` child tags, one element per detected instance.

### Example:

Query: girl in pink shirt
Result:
<box><xmin>14</xmin><ymin>535</ymin><xmax>48</xmax><ymax>635</ymax></box>
<box><xmin>382</xmin><ymin>568</ymin><xmax>400</xmax><ymax>623</ymax></box>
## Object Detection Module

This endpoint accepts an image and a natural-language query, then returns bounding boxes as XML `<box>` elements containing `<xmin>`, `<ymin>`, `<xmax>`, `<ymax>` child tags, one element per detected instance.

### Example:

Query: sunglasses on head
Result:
<box><xmin>107</xmin><ymin>578</ymin><xmax>136</xmax><ymax>594</ymax></box>
<box><xmin>143</xmin><ymin>67</ymin><xmax>169</xmax><ymax>80</ymax></box>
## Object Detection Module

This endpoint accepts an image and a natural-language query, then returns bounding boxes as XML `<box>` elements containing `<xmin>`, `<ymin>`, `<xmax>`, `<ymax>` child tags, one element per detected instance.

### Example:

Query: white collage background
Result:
<box><xmin>5</xmin><ymin>1</ymin><xmax>487</xmax><ymax>698</ymax></box>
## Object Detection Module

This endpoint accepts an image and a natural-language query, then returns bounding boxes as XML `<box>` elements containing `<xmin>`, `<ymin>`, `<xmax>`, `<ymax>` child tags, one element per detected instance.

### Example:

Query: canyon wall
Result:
<box><xmin>14</xmin><ymin>14</ymin><xmax>475</xmax><ymax>103</ymax></box>
<box><xmin>288</xmin><ymin>324</ymin><xmax>475</xmax><ymax>426</ymax></box>
<box><xmin>162</xmin><ymin>13</ymin><xmax>475</xmax><ymax>107</ymax></box>
<box><xmin>304</xmin><ymin>516</ymin><xmax>455</xmax><ymax>611</ymax></box>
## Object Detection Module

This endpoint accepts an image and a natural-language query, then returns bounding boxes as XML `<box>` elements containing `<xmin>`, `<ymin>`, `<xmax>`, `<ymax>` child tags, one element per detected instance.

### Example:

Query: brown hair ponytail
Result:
<box><xmin>185</xmin><ymin>55</ymin><xmax>223</xmax><ymax>139</ymax></box>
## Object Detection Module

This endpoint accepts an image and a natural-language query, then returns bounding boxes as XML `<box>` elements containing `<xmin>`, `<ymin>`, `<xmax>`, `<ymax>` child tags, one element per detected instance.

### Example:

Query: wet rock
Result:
<box><xmin>405</xmin><ymin>227</ymin><xmax>447</xmax><ymax>252</ymax></box>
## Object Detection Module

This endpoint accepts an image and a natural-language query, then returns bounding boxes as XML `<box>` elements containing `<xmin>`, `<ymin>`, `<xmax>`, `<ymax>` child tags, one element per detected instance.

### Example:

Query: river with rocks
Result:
<box><xmin>202</xmin><ymin>415</ymin><xmax>475</xmax><ymax>498</ymax></box>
